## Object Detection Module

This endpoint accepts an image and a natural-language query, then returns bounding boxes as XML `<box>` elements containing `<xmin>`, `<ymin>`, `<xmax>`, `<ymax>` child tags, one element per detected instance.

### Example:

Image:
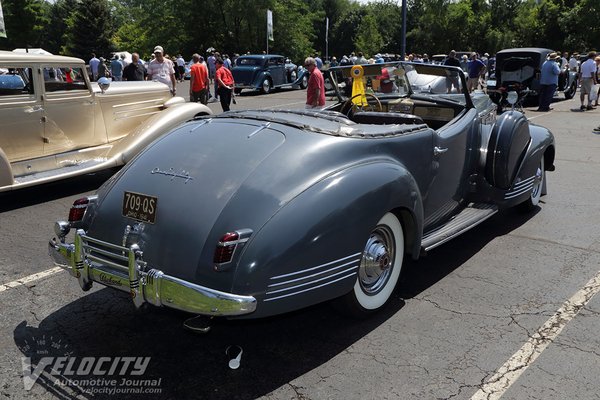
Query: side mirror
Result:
<box><xmin>97</xmin><ymin>77</ymin><xmax>111</xmax><ymax>93</ymax></box>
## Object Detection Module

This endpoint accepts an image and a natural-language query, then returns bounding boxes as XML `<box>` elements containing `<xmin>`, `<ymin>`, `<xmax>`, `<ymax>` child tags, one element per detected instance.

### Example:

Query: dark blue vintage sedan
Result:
<box><xmin>232</xmin><ymin>54</ymin><xmax>308</xmax><ymax>94</ymax></box>
<box><xmin>49</xmin><ymin>62</ymin><xmax>555</xmax><ymax>323</ymax></box>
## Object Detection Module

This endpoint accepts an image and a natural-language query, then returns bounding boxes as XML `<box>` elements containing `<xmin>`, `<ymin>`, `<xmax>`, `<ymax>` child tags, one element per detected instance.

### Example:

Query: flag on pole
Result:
<box><xmin>325</xmin><ymin>17</ymin><xmax>329</xmax><ymax>44</ymax></box>
<box><xmin>0</xmin><ymin>1</ymin><xmax>7</xmax><ymax>38</ymax></box>
<box><xmin>267</xmin><ymin>9</ymin><xmax>273</xmax><ymax>41</ymax></box>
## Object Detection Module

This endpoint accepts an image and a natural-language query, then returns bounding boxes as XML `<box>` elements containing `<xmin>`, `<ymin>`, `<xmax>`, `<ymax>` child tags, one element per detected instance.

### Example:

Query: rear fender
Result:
<box><xmin>232</xmin><ymin>162</ymin><xmax>424</xmax><ymax>318</ymax></box>
<box><xmin>255</xmin><ymin>72</ymin><xmax>270</xmax><ymax>88</ymax></box>
<box><xmin>106</xmin><ymin>102</ymin><xmax>211</xmax><ymax>164</ymax></box>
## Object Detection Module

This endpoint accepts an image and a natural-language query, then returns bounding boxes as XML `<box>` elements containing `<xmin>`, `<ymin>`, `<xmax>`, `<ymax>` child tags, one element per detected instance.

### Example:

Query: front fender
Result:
<box><xmin>292</xmin><ymin>69</ymin><xmax>309</xmax><ymax>86</ymax></box>
<box><xmin>0</xmin><ymin>147</ymin><xmax>13</xmax><ymax>188</ymax></box>
<box><xmin>231</xmin><ymin>161</ymin><xmax>423</xmax><ymax>318</ymax></box>
<box><xmin>106</xmin><ymin>102</ymin><xmax>211</xmax><ymax>164</ymax></box>
<box><xmin>525</xmin><ymin>123</ymin><xmax>555</xmax><ymax>173</ymax></box>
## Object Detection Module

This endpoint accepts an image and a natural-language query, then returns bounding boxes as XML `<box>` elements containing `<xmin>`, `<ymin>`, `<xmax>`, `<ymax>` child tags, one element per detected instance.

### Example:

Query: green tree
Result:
<box><xmin>354</xmin><ymin>13</ymin><xmax>383</xmax><ymax>57</ymax></box>
<box><xmin>0</xmin><ymin>0</ymin><xmax>49</xmax><ymax>50</ymax></box>
<box><xmin>365</xmin><ymin>0</ymin><xmax>402</xmax><ymax>53</ymax></box>
<box><xmin>63</xmin><ymin>0</ymin><xmax>115</xmax><ymax>59</ymax></box>
<box><xmin>330</xmin><ymin>5</ymin><xmax>363</xmax><ymax>57</ymax></box>
<box><xmin>559</xmin><ymin>0</ymin><xmax>600</xmax><ymax>51</ymax></box>
<box><xmin>42</xmin><ymin>0</ymin><xmax>77</xmax><ymax>55</ymax></box>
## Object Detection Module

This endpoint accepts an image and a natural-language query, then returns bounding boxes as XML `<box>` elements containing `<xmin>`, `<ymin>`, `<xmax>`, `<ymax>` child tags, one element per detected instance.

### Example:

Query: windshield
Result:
<box><xmin>328</xmin><ymin>62</ymin><xmax>469</xmax><ymax>106</ymax></box>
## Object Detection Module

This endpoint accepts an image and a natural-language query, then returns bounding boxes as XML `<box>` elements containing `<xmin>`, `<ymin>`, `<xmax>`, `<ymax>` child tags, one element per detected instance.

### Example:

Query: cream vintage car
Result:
<box><xmin>0</xmin><ymin>51</ymin><xmax>211</xmax><ymax>192</ymax></box>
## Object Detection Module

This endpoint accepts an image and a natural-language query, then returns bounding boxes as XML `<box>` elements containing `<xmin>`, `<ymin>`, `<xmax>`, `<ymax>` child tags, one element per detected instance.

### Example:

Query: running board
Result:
<box><xmin>421</xmin><ymin>203</ymin><xmax>498</xmax><ymax>252</ymax></box>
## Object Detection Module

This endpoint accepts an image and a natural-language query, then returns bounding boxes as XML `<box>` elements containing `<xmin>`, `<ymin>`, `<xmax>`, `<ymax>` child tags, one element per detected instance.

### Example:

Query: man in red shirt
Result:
<box><xmin>189</xmin><ymin>54</ymin><xmax>209</xmax><ymax>104</ymax></box>
<box><xmin>304</xmin><ymin>57</ymin><xmax>326</xmax><ymax>109</ymax></box>
<box><xmin>215</xmin><ymin>58</ymin><xmax>235</xmax><ymax>112</ymax></box>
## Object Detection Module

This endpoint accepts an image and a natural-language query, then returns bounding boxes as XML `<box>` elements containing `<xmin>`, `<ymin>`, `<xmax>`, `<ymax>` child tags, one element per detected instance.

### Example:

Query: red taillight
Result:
<box><xmin>213</xmin><ymin>232</ymin><xmax>240</xmax><ymax>264</ymax></box>
<box><xmin>68</xmin><ymin>197</ymin><xmax>90</xmax><ymax>223</ymax></box>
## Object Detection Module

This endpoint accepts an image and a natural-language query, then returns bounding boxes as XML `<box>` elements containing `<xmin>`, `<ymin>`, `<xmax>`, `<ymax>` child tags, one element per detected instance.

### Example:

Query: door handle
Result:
<box><xmin>25</xmin><ymin>106</ymin><xmax>44</xmax><ymax>113</ymax></box>
<box><xmin>434</xmin><ymin>146</ymin><xmax>448</xmax><ymax>156</ymax></box>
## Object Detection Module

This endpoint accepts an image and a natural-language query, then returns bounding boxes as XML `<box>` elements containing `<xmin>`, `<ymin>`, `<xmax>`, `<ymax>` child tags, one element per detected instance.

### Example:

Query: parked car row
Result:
<box><xmin>181</xmin><ymin>54</ymin><xmax>310</xmax><ymax>96</ymax></box>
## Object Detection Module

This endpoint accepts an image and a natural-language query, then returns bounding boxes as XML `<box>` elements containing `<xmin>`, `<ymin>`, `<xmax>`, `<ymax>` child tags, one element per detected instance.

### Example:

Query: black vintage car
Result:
<box><xmin>487</xmin><ymin>47</ymin><xmax>578</xmax><ymax>112</ymax></box>
<box><xmin>232</xmin><ymin>54</ymin><xmax>309</xmax><ymax>94</ymax></box>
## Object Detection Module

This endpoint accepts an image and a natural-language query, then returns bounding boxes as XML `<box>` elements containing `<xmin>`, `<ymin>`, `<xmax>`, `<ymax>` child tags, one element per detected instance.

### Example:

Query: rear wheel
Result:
<box><xmin>335</xmin><ymin>212</ymin><xmax>404</xmax><ymax>317</ymax></box>
<box><xmin>518</xmin><ymin>157</ymin><xmax>545</xmax><ymax>212</ymax></box>
<box><xmin>564</xmin><ymin>81</ymin><xmax>577</xmax><ymax>100</ymax></box>
<box><xmin>234</xmin><ymin>88</ymin><xmax>242</xmax><ymax>95</ymax></box>
<box><xmin>261</xmin><ymin>78</ymin><xmax>272</xmax><ymax>94</ymax></box>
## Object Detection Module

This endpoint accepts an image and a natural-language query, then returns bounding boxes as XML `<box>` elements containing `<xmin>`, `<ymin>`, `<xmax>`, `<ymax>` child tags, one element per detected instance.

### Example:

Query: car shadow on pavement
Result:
<box><xmin>12</xmin><ymin>207</ymin><xmax>538</xmax><ymax>400</ymax></box>
<box><xmin>398</xmin><ymin>207</ymin><xmax>539</xmax><ymax>300</ymax></box>
<box><xmin>0</xmin><ymin>169</ymin><xmax>118</xmax><ymax>213</ymax></box>
<box><xmin>13</xmin><ymin>290</ymin><xmax>405</xmax><ymax>400</ymax></box>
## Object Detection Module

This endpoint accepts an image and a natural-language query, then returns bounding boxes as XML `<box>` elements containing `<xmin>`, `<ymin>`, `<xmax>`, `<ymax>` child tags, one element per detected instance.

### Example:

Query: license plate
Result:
<box><xmin>122</xmin><ymin>191</ymin><xmax>158</xmax><ymax>224</ymax></box>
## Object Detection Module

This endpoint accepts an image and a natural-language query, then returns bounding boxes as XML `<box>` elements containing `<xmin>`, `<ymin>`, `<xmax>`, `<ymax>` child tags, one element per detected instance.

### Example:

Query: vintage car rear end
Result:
<box><xmin>49</xmin><ymin>61</ymin><xmax>556</xmax><ymax>324</ymax></box>
<box><xmin>50</xmin><ymin>110</ymin><xmax>435</xmax><ymax>319</ymax></box>
<box><xmin>487</xmin><ymin>47</ymin><xmax>577</xmax><ymax>111</ymax></box>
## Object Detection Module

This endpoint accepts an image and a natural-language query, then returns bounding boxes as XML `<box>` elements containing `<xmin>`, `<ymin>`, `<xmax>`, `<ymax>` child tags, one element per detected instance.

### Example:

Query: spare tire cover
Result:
<box><xmin>485</xmin><ymin>111</ymin><xmax>531</xmax><ymax>190</ymax></box>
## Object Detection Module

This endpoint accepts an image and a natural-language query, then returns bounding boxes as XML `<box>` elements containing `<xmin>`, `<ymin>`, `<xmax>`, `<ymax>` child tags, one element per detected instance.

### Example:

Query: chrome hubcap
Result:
<box><xmin>531</xmin><ymin>164</ymin><xmax>543</xmax><ymax>198</ymax></box>
<box><xmin>360</xmin><ymin>226</ymin><xmax>395</xmax><ymax>295</ymax></box>
<box><xmin>263</xmin><ymin>80</ymin><xmax>270</xmax><ymax>92</ymax></box>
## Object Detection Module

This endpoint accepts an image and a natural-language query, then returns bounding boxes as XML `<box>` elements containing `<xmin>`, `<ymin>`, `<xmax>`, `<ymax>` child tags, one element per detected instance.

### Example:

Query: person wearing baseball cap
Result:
<box><xmin>147</xmin><ymin>45</ymin><xmax>177</xmax><ymax>95</ymax></box>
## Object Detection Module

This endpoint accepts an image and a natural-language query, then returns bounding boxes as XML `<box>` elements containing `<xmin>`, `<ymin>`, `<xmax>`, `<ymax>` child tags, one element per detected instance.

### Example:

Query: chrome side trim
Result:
<box><xmin>270</xmin><ymin>252</ymin><xmax>362</xmax><ymax>280</ymax></box>
<box><xmin>504</xmin><ymin>176</ymin><xmax>535</xmax><ymax>199</ymax></box>
<box><xmin>49</xmin><ymin>230</ymin><xmax>257</xmax><ymax>316</ymax></box>
<box><xmin>267</xmin><ymin>259</ymin><xmax>360</xmax><ymax>288</ymax></box>
<box><xmin>266</xmin><ymin>265</ymin><xmax>359</xmax><ymax>295</ymax></box>
<box><xmin>264</xmin><ymin>273</ymin><xmax>357</xmax><ymax>302</ymax></box>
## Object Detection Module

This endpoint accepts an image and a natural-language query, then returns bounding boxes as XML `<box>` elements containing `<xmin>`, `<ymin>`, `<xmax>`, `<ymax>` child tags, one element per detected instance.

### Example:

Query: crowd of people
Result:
<box><xmin>88</xmin><ymin>46</ymin><xmax>599</xmax><ymax>123</ymax></box>
<box><xmin>89</xmin><ymin>47</ymin><xmax>239</xmax><ymax>111</ymax></box>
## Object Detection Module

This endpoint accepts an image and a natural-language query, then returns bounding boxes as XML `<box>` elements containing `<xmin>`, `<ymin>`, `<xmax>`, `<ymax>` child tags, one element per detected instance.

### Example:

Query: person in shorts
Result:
<box><xmin>579</xmin><ymin>51</ymin><xmax>597</xmax><ymax>111</ymax></box>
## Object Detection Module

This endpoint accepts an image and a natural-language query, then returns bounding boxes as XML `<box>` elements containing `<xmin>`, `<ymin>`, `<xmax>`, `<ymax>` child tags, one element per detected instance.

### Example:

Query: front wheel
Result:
<box><xmin>300</xmin><ymin>75</ymin><xmax>308</xmax><ymax>89</ymax></box>
<box><xmin>518</xmin><ymin>157</ymin><xmax>545</xmax><ymax>212</ymax></box>
<box><xmin>289</xmin><ymin>70</ymin><xmax>297</xmax><ymax>83</ymax></box>
<box><xmin>335</xmin><ymin>212</ymin><xmax>404</xmax><ymax>317</ymax></box>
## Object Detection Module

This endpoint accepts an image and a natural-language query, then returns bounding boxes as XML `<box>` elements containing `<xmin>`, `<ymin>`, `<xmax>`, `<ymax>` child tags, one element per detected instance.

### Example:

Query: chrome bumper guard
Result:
<box><xmin>48</xmin><ymin>229</ymin><xmax>257</xmax><ymax>316</ymax></box>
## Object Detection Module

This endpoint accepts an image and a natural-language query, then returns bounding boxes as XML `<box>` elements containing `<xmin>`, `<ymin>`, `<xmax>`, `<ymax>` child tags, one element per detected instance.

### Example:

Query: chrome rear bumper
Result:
<box><xmin>49</xmin><ymin>229</ymin><xmax>256</xmax><ymax>316</ymax></box>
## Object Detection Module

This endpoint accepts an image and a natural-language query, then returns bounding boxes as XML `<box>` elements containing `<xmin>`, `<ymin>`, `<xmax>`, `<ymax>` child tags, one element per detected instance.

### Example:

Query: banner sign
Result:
<box><xmin>267</xmin><ymin>9</ymin><xmax>273</xmax><ymax>41</ymax></box>
<box><xmin>0</xmin><ymin>1</ymin><xmax>6</xmax><ymax>38</ymax></box>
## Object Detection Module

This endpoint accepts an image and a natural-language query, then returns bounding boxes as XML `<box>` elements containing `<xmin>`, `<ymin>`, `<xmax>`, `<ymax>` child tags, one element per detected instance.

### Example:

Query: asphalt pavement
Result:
<box><xmin>0</xmin><ymin>87</ymin><xmax>599</xmax><ymax>400</ymax></box>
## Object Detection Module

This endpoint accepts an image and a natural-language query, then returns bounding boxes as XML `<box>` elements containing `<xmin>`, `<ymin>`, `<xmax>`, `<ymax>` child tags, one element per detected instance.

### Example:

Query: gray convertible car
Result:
<box><xmin>49</xmin><ymin>62</ymin><xmax>555</xmax><ymax>322</ymax></box>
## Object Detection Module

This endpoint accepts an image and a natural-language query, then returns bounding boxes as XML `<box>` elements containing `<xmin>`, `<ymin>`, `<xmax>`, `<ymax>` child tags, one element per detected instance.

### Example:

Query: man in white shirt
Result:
<box><xmin>579</xmin><ymin>51</ymin><xmax>597</xmax><ymax>111</ymax></box>
<box><xmin>569</xmin><ymin>53</ymin><xmax>579</xmax><ymax>72</ymax></box>
<box><xmin>147</xmin><ymin>46</ymin><xmax>177</xmax><ymax>96</ymax></box>
<box><xmin>176</xmin><ymin>54</ymin><xmax>185</xmax><ymax>82</ymax></box>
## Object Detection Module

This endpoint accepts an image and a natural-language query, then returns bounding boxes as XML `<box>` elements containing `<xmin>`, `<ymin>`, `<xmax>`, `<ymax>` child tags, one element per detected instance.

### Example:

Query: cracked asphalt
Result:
<box><xmin>1</xmin><ymin>87</ymin><xmax>599</xmax><ymax>400</ymax></box>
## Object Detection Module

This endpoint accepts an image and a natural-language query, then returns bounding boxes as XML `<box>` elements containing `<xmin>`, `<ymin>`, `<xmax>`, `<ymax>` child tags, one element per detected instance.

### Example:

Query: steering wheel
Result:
<box><xmin>340</xmin><ymin>93</ymin><xmax>383</xmax><ymax>116</ymax></box>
